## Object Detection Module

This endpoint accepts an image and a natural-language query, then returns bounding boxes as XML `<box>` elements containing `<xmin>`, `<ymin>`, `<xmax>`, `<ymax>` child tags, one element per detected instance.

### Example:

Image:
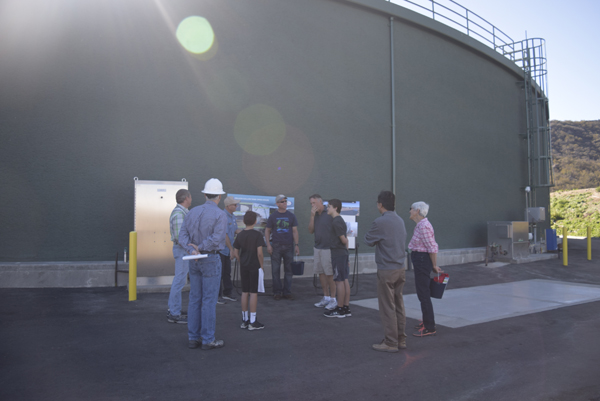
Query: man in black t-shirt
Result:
<box><xmin>264</xmin><ymin>195</ymin><xmax>300</xmax><ymax>300</ymax></box>
<box><xmin>323</xmin><ymin>199</ymin><xmax>351</xmax><ymax>318</ymax></box>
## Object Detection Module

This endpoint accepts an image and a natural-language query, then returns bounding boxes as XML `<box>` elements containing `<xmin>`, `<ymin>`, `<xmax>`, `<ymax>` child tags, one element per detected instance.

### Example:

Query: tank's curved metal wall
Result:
<box><xmin>390</xmin><ymin>12</ymin><xmax>531</xmax><ymax>246</ymax></box>
<box><xmin>0</xmin><ymin>0</ymin><xmax>543</xmax><ymax>262</ymax></box>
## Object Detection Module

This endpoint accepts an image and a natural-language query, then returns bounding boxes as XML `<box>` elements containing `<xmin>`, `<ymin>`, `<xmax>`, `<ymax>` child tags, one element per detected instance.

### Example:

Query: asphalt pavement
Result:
<box><xmin>1</xmin><ymin>240</ymin><xmax>599</xmax><ymax>401</ymax></box>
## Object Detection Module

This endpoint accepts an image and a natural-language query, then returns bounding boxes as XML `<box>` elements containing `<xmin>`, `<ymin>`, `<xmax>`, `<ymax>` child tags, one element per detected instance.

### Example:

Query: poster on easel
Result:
<box><xmin>227</xmin><ymin>194</ymin><xmax>295</xmax><ymax>238</ymax></box>
<box><xmin>323</xmin><ymin>200</ymin><xmax>360</xmax><ymax>249</ymax></box>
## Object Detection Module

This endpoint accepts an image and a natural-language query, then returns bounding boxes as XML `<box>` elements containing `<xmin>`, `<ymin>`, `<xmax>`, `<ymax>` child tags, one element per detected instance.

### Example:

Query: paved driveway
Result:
<box><xmin>1</xmin><ymin>242</ymin><xmax>599</xmax><ymax>401</ymax></box>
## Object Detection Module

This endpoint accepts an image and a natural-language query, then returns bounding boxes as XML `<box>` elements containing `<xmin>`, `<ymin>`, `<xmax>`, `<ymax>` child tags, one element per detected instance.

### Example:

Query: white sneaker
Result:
<box><xmin>325</xmin><ymin>298</ymin><xmax>338</xmax><ymax>310</ymax></box>
<box><xmin>314</xmin><ymin>297</ymin><xmax>329</xmax><ymax>308</ymax></box>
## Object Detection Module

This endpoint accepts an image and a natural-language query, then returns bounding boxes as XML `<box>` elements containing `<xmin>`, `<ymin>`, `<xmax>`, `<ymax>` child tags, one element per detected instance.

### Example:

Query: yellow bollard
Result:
<box><xmin>129</xmin><ymin>231</ymin><xmax>137</xmax><ymax>301</ymax></box>
<box><xmin>588</xmin><ymin>226</ymin><xmax>592</xmax><ymax>261</ymax></box>
<box><xmin>562</xmin><ymin>226</ymin><xmax>568</xmax><ymax>266</ymax></box>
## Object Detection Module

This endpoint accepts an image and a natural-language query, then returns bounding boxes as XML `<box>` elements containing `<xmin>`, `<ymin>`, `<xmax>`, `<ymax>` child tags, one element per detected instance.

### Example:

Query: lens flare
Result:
<box><xmin>234</xmin><ymin>104</ymin><xmax>286</xmax><ymax>156</ymax></box>
<box><xmin>176</xmin><ymin>16</ymin><xmax>215</xmax><ymax>54</ymax></box>
<box><xmin>205</xmin><ymin>67</ymin><xmax>249</xmax><ymax>112</ymax></box>
<box><xmin>242</xmin><ymin>125</ymin><xmax>315</xmax><ymax>194</ymax></box>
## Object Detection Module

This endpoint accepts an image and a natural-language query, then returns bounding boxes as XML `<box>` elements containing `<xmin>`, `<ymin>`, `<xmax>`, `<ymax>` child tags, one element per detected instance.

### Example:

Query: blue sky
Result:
<box><xmin>394</xmin><ymin>0</ymin><xmax>599</xmax><ymax>121</ymax></box>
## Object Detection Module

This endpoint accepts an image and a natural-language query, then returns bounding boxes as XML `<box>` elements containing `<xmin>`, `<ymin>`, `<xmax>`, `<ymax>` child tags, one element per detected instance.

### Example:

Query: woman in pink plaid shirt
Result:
<box><xmin>409</xmin><ymin>201</ymin><xmax>443</xmax><ymax>338</ymax></box>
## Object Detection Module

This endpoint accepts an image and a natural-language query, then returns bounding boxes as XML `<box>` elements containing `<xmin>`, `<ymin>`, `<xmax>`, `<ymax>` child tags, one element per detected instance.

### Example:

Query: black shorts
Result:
<box><xmin>332</xmin><ymin>254</ymin><xmax>349</xmax><ymax>282</ymax></box>
<box><xmin>241</xmin><ymin>267</ymin><xmax>259</xmax><ymax>293</ymax></box>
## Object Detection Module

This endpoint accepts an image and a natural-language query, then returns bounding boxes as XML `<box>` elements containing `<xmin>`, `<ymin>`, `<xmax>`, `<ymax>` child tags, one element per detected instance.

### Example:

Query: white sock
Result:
<box><xmin>242</xmin><ymin>311</ymin><xmax>248</xmax><ymax>321</ymax></box>
<box><xmin>325</xmin><ymin>296</ymin><xmax>331</xmax><ymax>301</ymax></box>
<box><xmin>250</xmin><ymin>312</ymin><xmax>256</xmax><ymax>323</ymax></box>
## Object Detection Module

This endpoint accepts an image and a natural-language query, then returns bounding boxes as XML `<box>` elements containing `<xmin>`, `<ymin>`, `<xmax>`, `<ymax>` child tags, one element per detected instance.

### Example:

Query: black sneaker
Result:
<box><xmin>324</xmin><ymin>307</ymin><xmax>345</xmax><ymax>318</ymax></box>
<box><xmin>201</xmin><ymin>340</ymin><xmax>225</xmax><ymax>350</ymax></box>
<box><xmin>240</xmin><ymin>320</ymin><xmax>249</xmax><ymax>329</ymax></box>
<box><xmin>414</xmin><ymin>321</ymin><xmax>424</xmax><ymax>330</ymax></box>
<box><xmin>343</xmin><ymin>306</ymin><xmax>352</xmax><ymax>317</ymax></box>
<box><xmin>248</xmin><ymin>321</ymin><xmax>265</xmax><ymax>330</ymax></box>
<box><xmin>223</xmin><ymin>295</ymin><xmax>237</xmax><ymax>302</ymax></box>
<box><xmin>413</xmin><ymin>326</ymin><xmax>436</xmax><ymax>337</ymax></box>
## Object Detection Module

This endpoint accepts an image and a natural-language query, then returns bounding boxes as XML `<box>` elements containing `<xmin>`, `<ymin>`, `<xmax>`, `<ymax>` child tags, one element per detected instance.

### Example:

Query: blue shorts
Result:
<box><xmin>332</xmin><ymin>254</ymin><xmax>349</xmax><ymax>282</ymax></box>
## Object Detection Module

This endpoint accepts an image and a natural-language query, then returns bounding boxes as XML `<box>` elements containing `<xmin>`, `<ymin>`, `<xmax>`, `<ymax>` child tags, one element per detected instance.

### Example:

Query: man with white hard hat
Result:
<box><xmin>179</xmin><ymin>178</ymin><xmax>228</xmax><ymax>350</ymax></box>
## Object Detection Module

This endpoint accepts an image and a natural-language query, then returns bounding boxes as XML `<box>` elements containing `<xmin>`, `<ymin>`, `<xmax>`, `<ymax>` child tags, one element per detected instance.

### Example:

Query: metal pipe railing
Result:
<box><xmin>387</xmin><ymin>0</ymin><xmax>514</xmax><ymax>50</ymax></box>
<box><xmin>385</xmin><ymin>0</ymin><xmax>548</xmax><ymax>95</ymax></box>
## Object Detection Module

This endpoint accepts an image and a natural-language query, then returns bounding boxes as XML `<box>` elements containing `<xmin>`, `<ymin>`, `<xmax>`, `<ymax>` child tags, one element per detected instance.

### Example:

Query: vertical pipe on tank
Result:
<box><xmin>390</xmin><ymin>16</ymin><xmax>396</xmax><ymax>196</ymax></box>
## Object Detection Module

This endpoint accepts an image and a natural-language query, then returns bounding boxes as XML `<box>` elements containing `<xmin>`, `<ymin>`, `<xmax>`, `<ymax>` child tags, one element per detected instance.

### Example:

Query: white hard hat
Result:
<box><xmin>202</xmin><ymin>178</ymin><xmax>226</xmax><ymax>195</ymax></box>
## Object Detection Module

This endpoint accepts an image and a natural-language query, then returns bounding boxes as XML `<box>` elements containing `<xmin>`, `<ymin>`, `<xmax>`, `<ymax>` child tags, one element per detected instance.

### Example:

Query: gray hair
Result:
<box><xmin>176</xmin><ymin>189</ymin><xmax>191</xmax><ymax>204</ymax></box>
<box><xmin>411</xmin><ymin>201</ymin><xmax>429</xmax><ymax>217</ymax></box>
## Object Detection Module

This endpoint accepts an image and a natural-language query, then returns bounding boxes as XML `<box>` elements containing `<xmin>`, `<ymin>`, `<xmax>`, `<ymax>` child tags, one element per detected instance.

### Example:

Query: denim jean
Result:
<box><xmin>168</xmin><ymin>244</ymin><xmax>189</xmax><ymax>316</ymax></box>
<box><xmin>218</xmin><ymin>253</ymin><xmax>233</xmax><ymax>297</ymax></box>
<box><xmin>271</xmin><ymin>243</ymin><xmax>293</xmax><ymax>295</ymax></box>
<box><xmin>188</xmin><ymin>254</ymin><xmax>222</xmax><ymax>344</ymax></box>
<box><xmin>411</xmin><ymin>251</ymin><xmax>436</xmax><ymax>331</ymax></box>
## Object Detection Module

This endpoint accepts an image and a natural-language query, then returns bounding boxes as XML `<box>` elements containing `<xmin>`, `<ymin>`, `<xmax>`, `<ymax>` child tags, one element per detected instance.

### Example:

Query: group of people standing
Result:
<box><xmin>259</xmin><ymin>193</ymin><xmax>352</xmax><ymax>318</ymax></box>
<box><xmin>166</xmin><ymin>178</ymin><xmax>441</xmax><ymax>352</ymax></box>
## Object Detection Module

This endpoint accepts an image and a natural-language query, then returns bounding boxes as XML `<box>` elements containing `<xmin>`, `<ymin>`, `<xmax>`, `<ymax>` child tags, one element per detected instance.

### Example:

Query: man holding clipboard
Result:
<box><xmin>178</xmin><ymin>178</ymin><xmax>228</xmax><ymax>351</ymax></box>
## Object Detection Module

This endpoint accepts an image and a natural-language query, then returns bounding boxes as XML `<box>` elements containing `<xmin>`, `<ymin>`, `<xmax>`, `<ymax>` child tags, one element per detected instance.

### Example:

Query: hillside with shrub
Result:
<box><xmin>551</xmin><ymin>120</ymin><xmax>600</xmax><ymax>191</ymax></box>
<box><xmin>550</xmin><ymin>188</ymin><xmax>600</xmax><ymax>237</ymax></box>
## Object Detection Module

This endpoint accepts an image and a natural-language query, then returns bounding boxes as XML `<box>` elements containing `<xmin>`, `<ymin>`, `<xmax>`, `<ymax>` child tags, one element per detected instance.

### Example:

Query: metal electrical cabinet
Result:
<box><xmin>487</xmin><ymin>221</ymin><xmax>529</xmax><ymax>261</ymax></box>
<box><xmin>134</xmin><ymin>179</ymin><xmax>188</xmax><ymax>285</ymax></box>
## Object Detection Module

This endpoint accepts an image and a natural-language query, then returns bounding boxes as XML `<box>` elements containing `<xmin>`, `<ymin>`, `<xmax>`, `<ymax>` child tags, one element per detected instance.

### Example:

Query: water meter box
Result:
<box><xmin>487</xmin><ymin>221</ymin><xmax>529</xmax><ymax>261</ymax></box>
<box><xmin>134</xmin><ymin>179</ymin><xmax>188</xmax><ymax>284</ymax></box>
<box><xmin>526</xmin><ymin>207</ymin><xmax>546</xmax><ymax>223</ymax></box>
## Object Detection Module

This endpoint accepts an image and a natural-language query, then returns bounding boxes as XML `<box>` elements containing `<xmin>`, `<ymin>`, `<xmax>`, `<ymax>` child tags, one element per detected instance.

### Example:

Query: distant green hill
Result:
<box><xmin>551</xmin><ymin>120</ymin><xmax>600</xmax><ymax>191</ymax></box>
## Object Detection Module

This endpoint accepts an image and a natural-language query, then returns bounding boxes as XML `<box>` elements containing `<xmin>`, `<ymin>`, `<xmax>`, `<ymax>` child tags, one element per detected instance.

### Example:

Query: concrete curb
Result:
<box><xmin>0</xmin><ymin>248</ymin><xmax>489</xmax><ymax>289</ymax></box>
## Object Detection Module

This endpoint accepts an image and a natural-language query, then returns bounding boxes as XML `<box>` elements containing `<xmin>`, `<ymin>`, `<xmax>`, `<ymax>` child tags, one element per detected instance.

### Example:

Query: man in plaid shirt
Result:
<box><xmin>167</xmin><ymin>189</ymin><xmax>192</xmax><ymax>324</ymax></box>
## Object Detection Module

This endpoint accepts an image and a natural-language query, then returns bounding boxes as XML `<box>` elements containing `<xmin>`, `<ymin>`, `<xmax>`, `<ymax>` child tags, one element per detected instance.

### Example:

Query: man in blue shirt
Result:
<box><xmin>219</xmin><ymin>196</ymin><xmax>241</xmax><ymax>302</ymax></box>
<box><xmin>179</xmin><ymin>178</ymin><xmax>228</xmax><ymax>350</ymax></box>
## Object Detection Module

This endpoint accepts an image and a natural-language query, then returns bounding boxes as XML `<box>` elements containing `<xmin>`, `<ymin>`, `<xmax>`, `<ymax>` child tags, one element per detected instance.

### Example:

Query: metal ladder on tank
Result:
<box><xmin>498</xmin><ymin>38</ymin><xmax>554</xmax><ymax>206</ymax></box>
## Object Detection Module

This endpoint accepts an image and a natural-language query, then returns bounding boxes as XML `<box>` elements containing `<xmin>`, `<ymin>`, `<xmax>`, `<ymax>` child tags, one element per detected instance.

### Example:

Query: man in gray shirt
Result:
<box><xmin>364</xmin><ymin>190</ymin><xmax>407</xmax><ymax>353</ymax></box>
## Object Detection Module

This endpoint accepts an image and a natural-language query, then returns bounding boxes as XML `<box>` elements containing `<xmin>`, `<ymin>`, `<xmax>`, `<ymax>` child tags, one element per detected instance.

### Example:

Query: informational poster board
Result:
<box><xmin>323</xmin><ymin>200</ymin><xmax>360</xmax><ymax>249</ymax></box>
<box><xmin>226</xmin><ymin>195</ymin><xmax>359</xmax><ymax>249</ymax></box>
<box><xmin>227</xmin><ymin>194</ymin><xmax>295</xmax><ymax>238</ymax></box>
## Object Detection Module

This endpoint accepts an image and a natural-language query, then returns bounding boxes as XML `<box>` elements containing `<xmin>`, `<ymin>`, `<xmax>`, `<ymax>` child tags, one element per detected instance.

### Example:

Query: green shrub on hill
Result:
<box><xmin>550</xmin><ymin>189</ymin><xmax>600</xmax><ymax>237</ymax></box>
<box><xmin>551</xmin><ymin>120</ymin><xmax>600</xmax><ymax>191</ymax></box>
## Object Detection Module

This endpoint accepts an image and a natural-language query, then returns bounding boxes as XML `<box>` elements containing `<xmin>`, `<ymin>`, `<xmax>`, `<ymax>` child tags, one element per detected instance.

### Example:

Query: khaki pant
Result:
<box><xmin>377</xmin><ymin>269</ymin><xmax>407</xmax><ymax>347</ymax></box>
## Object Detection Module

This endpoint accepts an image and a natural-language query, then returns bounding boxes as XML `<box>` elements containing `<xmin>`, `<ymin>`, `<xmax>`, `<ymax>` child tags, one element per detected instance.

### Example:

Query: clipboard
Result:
<box><xmin>182</xmin><ymin>254</ymin><xmax>209</xmax><ymax>260</ymax></box>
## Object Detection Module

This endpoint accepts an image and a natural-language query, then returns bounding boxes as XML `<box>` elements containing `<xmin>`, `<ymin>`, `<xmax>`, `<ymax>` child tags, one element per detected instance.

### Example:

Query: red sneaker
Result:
<box><xmin>413</xmin><ymin>326</ymin><xmax>436</xmax><ymax>337</ymax></box>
